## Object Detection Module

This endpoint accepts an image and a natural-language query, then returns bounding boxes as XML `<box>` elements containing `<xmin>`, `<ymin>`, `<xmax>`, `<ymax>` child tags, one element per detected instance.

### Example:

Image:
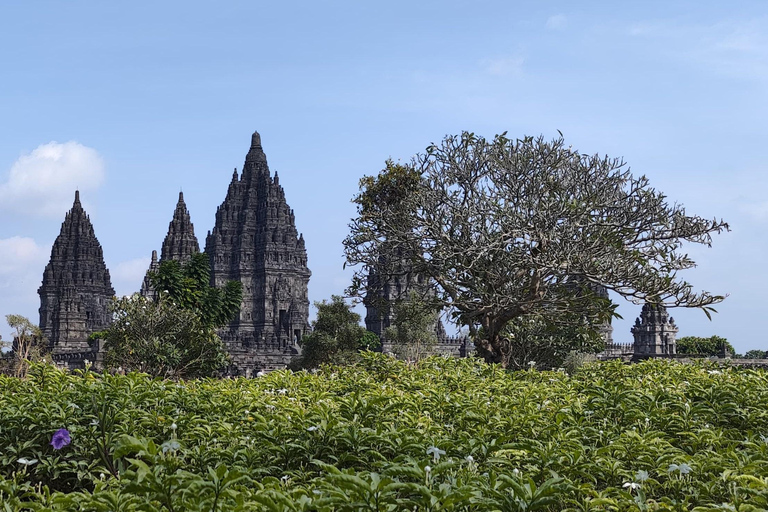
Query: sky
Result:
<box><xmin>1</xmin><ymin>1</ymin><xmax>767</xmax><ymax>353</ymax></box>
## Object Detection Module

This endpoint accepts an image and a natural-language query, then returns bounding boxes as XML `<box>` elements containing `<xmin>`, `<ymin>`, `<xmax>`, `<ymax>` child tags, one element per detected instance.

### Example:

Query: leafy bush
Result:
<box><xmin>289</xmin><ymin>295</ymin><xmax>378</xmax><ymax>370</ymax></box>
<box><xmin>1</xmin><ymin>357</ymin><xmax>768</xmax><ymax>510</ymax></box>
<box><xmin>99</xmin><ymin>294</ymin><xmax>229</xmax><ymax>379</ymax></box>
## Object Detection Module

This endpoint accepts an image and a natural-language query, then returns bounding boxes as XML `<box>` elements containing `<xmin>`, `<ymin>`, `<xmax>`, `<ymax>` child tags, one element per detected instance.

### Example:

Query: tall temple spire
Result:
<box><xmin>140</xmin><ymin>192</ymin><xmax>200</xmax><ymax>299</ymax></box>
<box><xmin>160</xmin><ymin>191</ymin><xmax>200</xmax><ymax>263</ymax></box>
<box><xmin>38</xmin><ymin>191</ymin><xmax>114</xmax><ymax>353</ymax></box>
<box><xmin>205</xmin><ymin>130</ymin><xmax>311</xmax><ymax>373</ymax></box>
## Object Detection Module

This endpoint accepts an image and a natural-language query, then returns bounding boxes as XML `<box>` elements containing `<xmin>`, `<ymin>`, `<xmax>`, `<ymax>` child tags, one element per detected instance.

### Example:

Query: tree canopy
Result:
<box><xmin>100</xmin><ymin>252</ymin><xmax>242</xmax><ymax>378</ymax></box>
<box><xmin>676</xmin><ymin>335</ymin><xmax>734</xmax><ymax>357</ymax></box>
<box><xmin>344</xmin><ymin>132</ymin><xmax>729</xmax><ymax>367</ymax></box>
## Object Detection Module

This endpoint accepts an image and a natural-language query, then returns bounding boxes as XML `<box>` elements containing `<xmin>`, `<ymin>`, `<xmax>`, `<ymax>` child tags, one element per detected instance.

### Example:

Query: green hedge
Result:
<box><xmin>1</xmin><ymin>355</ymin><xmax>767</xmax><ymax>510</ymax></box>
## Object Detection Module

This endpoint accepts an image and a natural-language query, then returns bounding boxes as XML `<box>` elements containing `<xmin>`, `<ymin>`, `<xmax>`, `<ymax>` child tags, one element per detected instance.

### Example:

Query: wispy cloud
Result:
<box><xmin>546</xmin><ymin>14</ymin><xmax>567</xmax><ymax>31</ymax></box>
<box><xmin>480</xmin><ymin>55</ymin><xmax>525</xmax><ymax>77</ymax></box>
<box><xmin>0</xmin><ymin>237</ymin><xmax>50</xmax><ymax>336</ymax></box>
<box><xmin>626</xmin><ymin>17</ymin><xmax>768</xmax><ymax>82</ymax></box>
<box><xmin>110</xmin><ymin>257</ymin><xmax>151</xmax><ymax>297</ymax></box>
<box><xmin>0</xmin><ymin>141</ymin><xmax>105</xmax><ymax>217</ymax></box>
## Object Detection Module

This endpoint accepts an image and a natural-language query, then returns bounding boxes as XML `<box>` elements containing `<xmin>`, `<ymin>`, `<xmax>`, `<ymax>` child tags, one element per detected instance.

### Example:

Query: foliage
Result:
<box><xmin>100</xmin><ymin>294</ymin><xmax>229</xmax><ymax>379</ymax></box>
<box><xmin>344</xmin><ymin>133</ymin><xmax>729</xmax><ymax>367</ymax></box>
<box><xmin>149</xmin><ymin>252</ymin><xmax>242</xmax><ymax>330</ymax></box>
<box><xmin>676</xmin><ymin>335</ymin><xmax>735</xmax><ymax>356</ymax></box>
<box><xmin>3</xmin><ymin>314</ymin><xmax>47</xmax><ymax>378</ymax></box>
<box><xmin>384</xmin><ymin>292</ymin><xmax>439</xmax><ymax>362</ymax></box>
<box><xmin>289</xmin><ymin>296</ymin><xmax>378</xmax><ymax>370</ymax></box>
<box><xmin>496</xmin><ymin>313</ymin><xmax>607</xmax><ymax>370</ymax></box>
<box><xmin>1</xmin><ymin>358</ymin><xmax>768</xmax><ymax>509</ymax></box>
<box><xmin>744</xmin><ymin>349</ymin><xmax>768</xmax><ymax>359</ymax></box>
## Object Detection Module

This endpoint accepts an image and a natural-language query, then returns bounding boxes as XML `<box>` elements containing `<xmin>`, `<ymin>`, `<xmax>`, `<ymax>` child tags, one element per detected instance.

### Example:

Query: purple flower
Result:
<box><xmin>51</xmin><ymin>428</ymin><xmax>71</xmax><ymax>450</ymax></box>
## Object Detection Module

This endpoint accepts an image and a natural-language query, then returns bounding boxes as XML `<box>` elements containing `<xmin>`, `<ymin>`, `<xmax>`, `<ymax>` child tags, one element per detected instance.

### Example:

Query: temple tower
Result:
<box><xmin>161</xmin><ymin>192</ymin><xmax>200</xmax><ymax>263</ymax></box>
<box><xmin>205</xmin><ymin>131</ymin><xmax>310</xmax><ymax>370</ymax></box>
<box><xmin>139</xmin><ymin>250</ymin><xmax>159</xmax><ymax>299</ymax></box>
<box><xmin>140</xmin><ymin>192</ymin><xmax>200</xmax><ymax>298</ymax></box>
<box><xmin>38</xmin><ymin>191</ymin><xmax>115</xmax><ymax>353</ymax></box>
<box><xmin>631</xmin><ymin>303</ymin><xmax>678</xmax><ymax>356</ymax></box>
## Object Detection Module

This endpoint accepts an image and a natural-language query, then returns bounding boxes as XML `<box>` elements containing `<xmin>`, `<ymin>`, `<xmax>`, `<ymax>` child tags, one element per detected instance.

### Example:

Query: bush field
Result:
<box><xmin>1</xmin><ymin>355</ymin><xmax>768</xmax><ymax>510</ymax></box>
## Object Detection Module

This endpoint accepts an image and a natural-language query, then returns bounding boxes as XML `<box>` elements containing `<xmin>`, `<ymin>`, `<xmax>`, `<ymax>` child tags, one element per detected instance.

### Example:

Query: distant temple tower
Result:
<box><xmin>140</xmin><ymin>191</ymin><xmax>200</xmax><ymax>298</ymax></box>
<box><xmin>631</xmin><ymin>303</ymin><xmax>678</xmax><ymax>356</ymax></box>
<box><xmin>161</xmin><ymin>192</ymin><xmax>200</xmax><ymax>263</ymax></box>
<box><xmin>38</xmin><ymin>191</ymin><xmax>115</xmax><ymax>353</ymax></box>
<box><xmin>205</xmin><ymin>131</ymin><xmax>310</xmax><ymax>372</ymax></box>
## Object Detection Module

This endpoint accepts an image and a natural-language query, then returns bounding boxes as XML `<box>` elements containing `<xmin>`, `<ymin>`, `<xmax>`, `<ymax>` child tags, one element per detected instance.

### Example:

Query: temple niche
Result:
<box><xmin>205</xmin><ymin>131</ymin><xmax>311</xmax><ymax>373</ymax></box>
<box><xmin>38</xmin><ymin>191</ymin><xmax>115</xmax><ymax>354</ymax></box>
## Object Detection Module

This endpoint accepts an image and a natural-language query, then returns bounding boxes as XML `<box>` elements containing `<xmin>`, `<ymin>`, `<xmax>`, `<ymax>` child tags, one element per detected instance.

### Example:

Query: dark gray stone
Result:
<box><xmin>38</xmin><ymin>191</ymin><xmax>114</xmax><ymax>354</ymax></box>
<box><xmin>205</xmin><ymin>131</ymin><xmax>311</xmax><ymax>373</ymax></box>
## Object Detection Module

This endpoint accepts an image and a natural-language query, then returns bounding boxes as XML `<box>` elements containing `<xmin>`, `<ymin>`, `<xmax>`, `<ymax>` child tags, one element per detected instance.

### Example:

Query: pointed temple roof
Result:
<box><xmin>160</xmin><ymin>191</ymin><xmax>200</xmax><ymax>263</ymax></box>
<box><xmin>38</xmin><ymin>191</ymin><xmax>114</xmax><ymax>352</ymax></box>
<box><xmin>205</xmin><ymin>130</ymin><xmax>310</xmax><ymax>356</ymax></box>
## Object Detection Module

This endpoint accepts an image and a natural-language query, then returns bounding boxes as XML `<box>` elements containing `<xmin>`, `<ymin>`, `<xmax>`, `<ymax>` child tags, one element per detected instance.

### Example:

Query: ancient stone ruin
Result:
<box><xmin>631</xmin><ymin>302</ymin><xmax>678</xmax><ymax>356</ymax></box>
<box><xmin>40</xmin><ymin>131</ymin><xmax>311</xmax><ymax>374</ymax></box>
<box><xmin>38</xmin><ymin>191</ymin><xmax>115</xmax><ymax>355</ymax></box>
<box><xmin>205</xmin><ymin>132</ymin><xmax>311</xmax><ymax>373</ymax></box>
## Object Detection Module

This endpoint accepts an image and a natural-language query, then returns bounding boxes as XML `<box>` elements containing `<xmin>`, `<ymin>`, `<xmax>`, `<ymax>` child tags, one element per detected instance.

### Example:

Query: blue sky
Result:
<box><xmin>1</xmin><ymin>1</ymin><xmax>766</xmax><ymax>352</ymax></box>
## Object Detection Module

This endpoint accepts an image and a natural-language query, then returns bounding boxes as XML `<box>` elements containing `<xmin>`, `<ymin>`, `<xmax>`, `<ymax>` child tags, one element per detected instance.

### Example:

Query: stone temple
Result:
<box><xmin>205</xmin><ymin>132</ymin><xmax>310</xmax><ymax>373</ymax></box>
<box><xmin>41</xmin><ymin>131</ymin><xmax>310</xmax><ymax>373</ymax></box>
<box><xmin>38</xmin><ymin>191</ymin><xmax>114</xmax><ymax>355</ymax></box>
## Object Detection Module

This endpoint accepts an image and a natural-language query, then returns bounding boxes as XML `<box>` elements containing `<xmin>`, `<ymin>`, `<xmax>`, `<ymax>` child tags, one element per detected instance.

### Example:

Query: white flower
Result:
<box><xmin>99</xmin><ymin>472</ymin><xmax>106</xmax><ymax>480</ymax></box>
<box><xmin>635</xmin><ymin>470</ymin><xmax>649</xmax><ymax>482</ymax></box>
<box><xmin>256</xmin><ymin>371</ymin><xmax>266</xmax><ymax>377</ymax></box>
<box><xmin>528</xmin><ymin>361</ymin><xmax>536</xmax><ymax>368</ymax></box>
<box><xmin>161</xmin><ymin>440</ymin><xmax>180</xmax><ymax>453</ymax></box>
<box><xmin>623</xmin><ymin>481</ymin><xmax>641</xmax><ymax>491</ymax></box>
<box><xmin>307</xmin><ymin>426</ymin><xmax>319</xmax><ymax>432</ymax></box>
<box><xmin>512</xmin><ymin>468</ymin><xmax>520</xmax><ymax>476</ymax></box>
<box><xmin>424</xmin><ymin>465</ymin><xmax>431</xmax><ymax>474</ymax></box>
<box><xmin>708</xmin><ymin>370</ymin><xmax>722</xmax><ymax>375</ymax></box>
<box><xmin>277</xmin><ymin>388</ymin><xmax>288</xmax><ymax>395</ymax></box>
<box><xmin>17</xmin><ymin>457</ymin><xmax>38</xmax><ymax>466</ymax></box>
<box><xmin>668</xmin><ymin>463</ymin><xmax>692</xmax><ymax>475</ymax></box>
<box><xmin>427</xmin><ymin>446</ymin><xmax>446</xmax><ymax>462</ymax></box>
<box><xmin>171</xmin><ymin>423</ymin><xmax>177</xmax><ymax>430</ymax></box>
<box><xmin>465</xmin><ymin>455</ymin><xmax>474</xmax><ymax>463</ymax></box>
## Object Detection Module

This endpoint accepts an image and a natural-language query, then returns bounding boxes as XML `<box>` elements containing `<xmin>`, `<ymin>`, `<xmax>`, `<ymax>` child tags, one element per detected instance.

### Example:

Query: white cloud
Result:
<box><xmin>0</xmin><ymin>237</ymin><xmax>50</xmax><ymax>341</ymax></box>
<box><xmin>110</xmin><ymin>257</ymin><xmax>151</xmax><ymax>296</ymax></box>
<box><xmin>0</xmin><ymin>141</ymin><xmax>105</xmax><ymax>217</ymax></box>
<box><xmin>481</xmin><ymin>55</ymin><xmax>525</xmax><ymax>77</ymax></box>
<box><xmin>546</xmin><ymin>14</ymin><xmax>567</xmax><ymax>31</ymax></box>
<box><xmin>0</xmin><ymin>236</ymin><xmax>49</xmax><ymax>279</ymax></box>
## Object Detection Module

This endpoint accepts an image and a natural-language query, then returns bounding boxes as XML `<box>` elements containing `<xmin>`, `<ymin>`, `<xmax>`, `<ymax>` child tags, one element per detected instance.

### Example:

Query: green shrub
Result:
<box><xmin>1</xmin><ymin>357</ymin><xmax>767</xmax><ymax>509</ymax></box>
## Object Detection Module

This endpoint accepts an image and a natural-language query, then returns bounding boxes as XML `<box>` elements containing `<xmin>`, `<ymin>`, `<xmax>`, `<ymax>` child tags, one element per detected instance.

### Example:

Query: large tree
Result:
<box><xmin>344</xmin><ymin>133</ymin><xmax>729</xmax><ymax>367</ymax></box>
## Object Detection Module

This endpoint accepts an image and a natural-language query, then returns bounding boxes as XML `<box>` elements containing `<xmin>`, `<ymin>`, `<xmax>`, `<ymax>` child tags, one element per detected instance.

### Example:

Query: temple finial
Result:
<box><xmin>251</xmin><ymin>131</ymin><xmax>261</xmax><ymax>148</ymax></box>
